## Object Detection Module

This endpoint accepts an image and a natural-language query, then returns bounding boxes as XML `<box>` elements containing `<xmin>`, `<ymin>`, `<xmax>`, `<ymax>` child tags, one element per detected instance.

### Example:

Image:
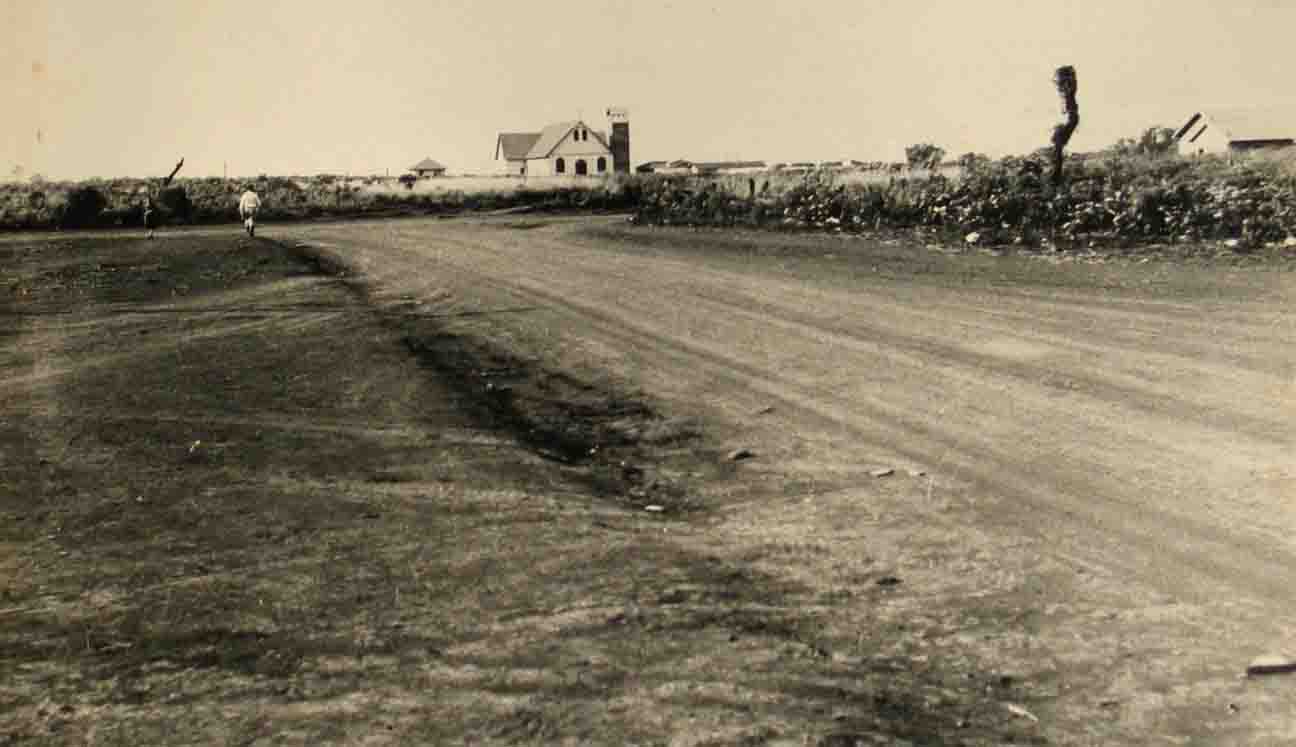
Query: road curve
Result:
<box><xmin>281</xmin><ymin>216</ymin><xmax>1296</xmax><ymax>645</ymax></box>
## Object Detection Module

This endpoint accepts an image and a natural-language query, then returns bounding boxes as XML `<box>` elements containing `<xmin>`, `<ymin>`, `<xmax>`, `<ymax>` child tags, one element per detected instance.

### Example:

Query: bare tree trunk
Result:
<box><xmin>1050</xmin><ymin>67</ymin><xmax>1079</xmax><ymax>187</ymax></box>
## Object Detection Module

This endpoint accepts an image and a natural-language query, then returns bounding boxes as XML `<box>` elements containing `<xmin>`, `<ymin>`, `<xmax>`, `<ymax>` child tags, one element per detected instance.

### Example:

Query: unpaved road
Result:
<box><xmin>281</xmin><ymin>215</ymin><xmax>1296</xmax><ymax>742</ymax></box>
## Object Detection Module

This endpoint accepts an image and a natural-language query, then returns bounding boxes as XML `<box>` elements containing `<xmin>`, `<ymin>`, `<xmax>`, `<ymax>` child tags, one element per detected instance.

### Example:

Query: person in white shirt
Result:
<box><xmin>238</xmin><ymin>187</ymin><xmax>262</xmax><ymax>237</ymax></box>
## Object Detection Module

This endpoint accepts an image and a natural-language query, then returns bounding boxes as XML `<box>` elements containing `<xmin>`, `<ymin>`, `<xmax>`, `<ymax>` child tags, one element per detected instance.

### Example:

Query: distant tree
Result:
<box><xmin>1138</xmin><ymin>126</ymin><xmax>1176</xmax><ymax>156</ymax></box>
<box><xmin>1109</xmin><ymin>126</ymin><xmax>1177</xmax><ymax>158</ymax></box>
<box><xmin>905</xmin><ymin>143</ymin><xmax>947</xmax><ymax>170</ymax></box>
<box><xmin>956</xmin><ymin>152</ymin><xmax>992</xmax><ymax>173</ymax></box>
<box><xmin>398</xmin><ymin>173</ymin><xmax>418</xmax><ymax>190</ymax></box>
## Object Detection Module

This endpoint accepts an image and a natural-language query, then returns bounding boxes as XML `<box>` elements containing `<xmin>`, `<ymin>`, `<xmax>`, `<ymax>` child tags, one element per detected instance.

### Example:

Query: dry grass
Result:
<box><xmin>360</xmin><ymin>175</ymin><xmax>621</xmax><ymax>197</ymax></box>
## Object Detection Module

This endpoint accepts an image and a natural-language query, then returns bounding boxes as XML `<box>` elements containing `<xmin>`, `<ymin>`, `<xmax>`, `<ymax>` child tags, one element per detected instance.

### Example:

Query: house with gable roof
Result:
<box><xmin>495</xmin><ymin>111</ymin><xmax>629</xmax><ymax>177</ymax></box>
<box><xmin>1174</xmin><ymin>108</ymin><xmax>1296</xmax><ymax>156</ymax></box>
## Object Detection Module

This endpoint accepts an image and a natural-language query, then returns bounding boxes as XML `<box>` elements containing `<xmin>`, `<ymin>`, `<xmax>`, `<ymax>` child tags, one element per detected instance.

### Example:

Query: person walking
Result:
<box><xmin>143</xmin><ymin>193</ymin><xmax>157</xmax><ymax>239</ymax></box>
<box><xmin>238</xmin><ymin>186</ymin><xmax>262</xmax><ymax>237</ymax></box>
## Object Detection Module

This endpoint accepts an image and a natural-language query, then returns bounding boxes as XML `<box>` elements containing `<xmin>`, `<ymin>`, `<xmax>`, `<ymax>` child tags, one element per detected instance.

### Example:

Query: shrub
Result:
<box><xmin>61</xmin><ymin>186</ymin><xmax>107</xmax><ymax>228</ymax></box>
<box><xmin>157</xmin><ymin>185</ymin><xmax>192</xmax><ymax>223</ymax></box>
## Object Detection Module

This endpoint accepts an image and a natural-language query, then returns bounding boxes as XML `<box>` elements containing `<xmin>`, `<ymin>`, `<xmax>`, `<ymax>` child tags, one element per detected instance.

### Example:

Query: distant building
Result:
<box><xmin>691</xmin><ymin>161</ymin><xmax>767</xmax><ymax>175</ymax></box>
<box><xmin>649</xmin><ymin>160</ymin><xmax>695</xmax><ymax>175</ymax></box>
<box><xmin>495</xmin><ymin>108</ymin><xmax>631</xmax><ymax>177</ymax></box>
<box><xmin>635</xmin><ymin>159</ymin><xmax>767</xmax><ymax>175</ymax></box>
<box><xmin>1174</xmin><ymin>109</ymin><xmax>1296</xmax><ymax>156</ymax></box>
<box><xmin>408</xmin><ymin>158</ymin><xmax>447</xmax><ymax>177</ymax></box>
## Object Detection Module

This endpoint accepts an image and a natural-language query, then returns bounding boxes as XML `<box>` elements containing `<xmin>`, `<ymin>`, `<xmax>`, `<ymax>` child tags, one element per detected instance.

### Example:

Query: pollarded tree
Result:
<box><xmin>1049</xmin><ymin>65</ymin><xmax>1080</xmax><ymax>186</ymax></box>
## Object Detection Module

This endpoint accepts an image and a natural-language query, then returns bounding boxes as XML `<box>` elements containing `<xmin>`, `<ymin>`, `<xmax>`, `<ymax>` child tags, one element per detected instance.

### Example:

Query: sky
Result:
<box><xmin>3</xmin><ymin>0</ymin><xmax>1294</xmax><ymax>180</ymax></box>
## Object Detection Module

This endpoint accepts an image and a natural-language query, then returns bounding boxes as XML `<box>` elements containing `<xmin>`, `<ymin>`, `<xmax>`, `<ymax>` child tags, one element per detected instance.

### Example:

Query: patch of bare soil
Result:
<box><xmin>2</xmin><ymin>229</ymin><xmax>1046</xmax><ymax>745</ymax></box>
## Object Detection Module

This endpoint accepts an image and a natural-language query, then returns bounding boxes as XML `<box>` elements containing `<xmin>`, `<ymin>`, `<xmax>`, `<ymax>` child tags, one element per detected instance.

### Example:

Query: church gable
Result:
<box><xmin>549</xmin><ymin>127</ymin><xmax>611</xmax><ymax>157</ymax></box>
<box><xmin>526</xmin><ymin>121</ymin><xmax>610</xmax><ymax>159</ymax></box>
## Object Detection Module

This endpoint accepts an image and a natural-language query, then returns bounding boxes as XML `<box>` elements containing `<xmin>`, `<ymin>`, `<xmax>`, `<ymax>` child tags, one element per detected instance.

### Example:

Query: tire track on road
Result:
<box><xmin>521</xmin><ymin>231</ymin><xmax>1296</xmax><ymax>436</ymax></box>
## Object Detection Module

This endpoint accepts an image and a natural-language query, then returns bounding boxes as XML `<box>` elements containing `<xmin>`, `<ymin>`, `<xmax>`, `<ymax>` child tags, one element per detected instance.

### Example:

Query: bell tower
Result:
<box><xmin>607</xmin><ymin>107</ymin><xmax>630</xmax><ymax>174</ymax></box>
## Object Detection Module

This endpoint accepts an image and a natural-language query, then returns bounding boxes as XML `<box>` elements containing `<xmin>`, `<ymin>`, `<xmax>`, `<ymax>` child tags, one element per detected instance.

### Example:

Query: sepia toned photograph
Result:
<box><xmin>3</xmin><ymin>1</ymin><xmax>1295</xmax><ymax>744</ymax></box>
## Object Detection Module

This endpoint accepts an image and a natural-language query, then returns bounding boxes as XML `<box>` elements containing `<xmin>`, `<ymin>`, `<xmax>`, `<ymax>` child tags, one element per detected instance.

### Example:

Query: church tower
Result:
<box><xmin>607</xmin><ymin>107</ymin><xmax>630</xmax><ymax>174</ymax></box>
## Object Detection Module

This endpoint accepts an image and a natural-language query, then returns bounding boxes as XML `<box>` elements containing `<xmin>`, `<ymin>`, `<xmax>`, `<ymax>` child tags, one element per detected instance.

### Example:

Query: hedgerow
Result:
<box><xmin>7</xmin><ymin>158</ymin><xmax>1296</xmax><ymax>252</ymax></box>
<box><xmin>632</xmin><ymin>154</ymin><xmax>1296</xmax><ymax>251</ymax></box>
<box><xmin>0</xmin><ymin>175</ymin><xmax>645</xmax><ymax>231</ymax></box>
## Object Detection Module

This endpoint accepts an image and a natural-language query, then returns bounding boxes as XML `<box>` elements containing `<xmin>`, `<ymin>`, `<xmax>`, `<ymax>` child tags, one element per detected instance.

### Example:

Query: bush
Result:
<box><xmin>61</xmin><ymin>186</ymin><xmax>107</xmax><ymax>228</ymax></box>
<box><xmin>157</xmin><ymin>185</ymin><xmax>192</xmax><ymax>223</ymax></box>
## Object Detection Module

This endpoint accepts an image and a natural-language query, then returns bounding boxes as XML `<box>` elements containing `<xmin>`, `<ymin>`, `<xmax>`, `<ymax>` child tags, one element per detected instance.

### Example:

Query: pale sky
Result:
<box><xmin>3</xmin><ymin>0</ymin><xmax>1292</xmax><ymax>180</ymax></box>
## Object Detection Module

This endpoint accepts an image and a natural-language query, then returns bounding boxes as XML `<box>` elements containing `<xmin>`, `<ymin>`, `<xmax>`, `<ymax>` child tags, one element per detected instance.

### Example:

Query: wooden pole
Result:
<box><xmin>163</xmin><ymin>157</ymin><xmax>184</xmax><ymax>187</ymax></box>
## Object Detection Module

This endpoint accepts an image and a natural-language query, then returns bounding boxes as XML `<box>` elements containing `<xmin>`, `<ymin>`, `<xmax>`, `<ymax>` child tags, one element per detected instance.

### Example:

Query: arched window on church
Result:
<box><xmin>555</xmin><ymin>158</ymin><xmax>566</xmax><ymax>174</ymax></box>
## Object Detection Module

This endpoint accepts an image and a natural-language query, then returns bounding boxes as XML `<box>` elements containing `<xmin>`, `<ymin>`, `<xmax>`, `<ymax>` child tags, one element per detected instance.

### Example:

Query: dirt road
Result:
<box><xmin>281</xmin><ymin>215</ymin><xmax>1296</xmax><ymax>742</ymax></box>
